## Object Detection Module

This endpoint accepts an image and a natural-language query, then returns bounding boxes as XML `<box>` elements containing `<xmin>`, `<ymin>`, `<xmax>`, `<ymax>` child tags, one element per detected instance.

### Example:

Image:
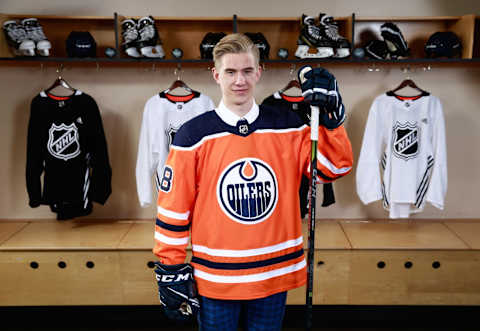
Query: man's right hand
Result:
<box><xmin>154</xmin><ymin>262</ymin><xmax>200</xmax><ymax>322</ymax></box>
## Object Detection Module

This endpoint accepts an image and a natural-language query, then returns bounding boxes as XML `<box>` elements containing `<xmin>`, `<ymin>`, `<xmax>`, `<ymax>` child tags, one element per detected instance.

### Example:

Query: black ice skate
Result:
<box><xmin>121</xmin><ymin>18</ymin><xmax>142</xmax><ymax>58</ymax></box>
<box><xmin>21</xmin><ymin>18</ymin><xmax>51</xmax><ymax>56</ymax></box>
<box><xmin>318</xmin><ymin>13</ymin><xmax>351</xmax><ymax>58</ymax></box>
<box><xmin>295</xmin><ymin>14</ymin><xmax>334</xmax><ymax>59</ymax></box>
<box><xmin>2</xmin><ymin>20</ymin><xmax>35</xmax><ymax>56</ymax></box>
<box><xmin>137</xmin><ymin>16</ymin><xmax>165</xmax><ymax>58</ymax></box>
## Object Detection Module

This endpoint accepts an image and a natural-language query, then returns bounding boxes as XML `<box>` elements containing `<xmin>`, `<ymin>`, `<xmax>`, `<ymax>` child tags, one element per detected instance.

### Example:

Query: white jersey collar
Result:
<box><xmin>215</xmin><ymin>99</ymin><xmax>259</xmax><ymax>126</ymax></box>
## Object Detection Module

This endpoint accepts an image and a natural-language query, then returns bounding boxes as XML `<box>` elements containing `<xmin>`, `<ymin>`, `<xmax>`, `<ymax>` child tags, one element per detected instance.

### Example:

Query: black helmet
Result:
<box><xmin>200</xmin><ymin>32</ymin><xmax>226</xmax><ymax>59</ymax></box>
<box><xmin>425</xmin><ymin>31</ymin><xmax>462</xmax><ymax>58</ymax></box>
<box><xmin>244</xmin><ymin>32</ymin><xmax>270</xmax><ymax>60</ymax></box>
<box><xmin>66</xmin><ymin>31</ymin><xmax>96</xmax><ymax>58</ymax></box>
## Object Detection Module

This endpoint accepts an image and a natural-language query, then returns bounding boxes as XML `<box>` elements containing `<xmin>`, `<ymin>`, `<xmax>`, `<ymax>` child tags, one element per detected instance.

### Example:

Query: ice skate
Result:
<box><xmin>2</xmin><ymin>20</ymin><xmax>35</xmax><ymax>56</ymax></box>
<box><xmin>318</xmin><ymin>13</ymin><xmax>351</xmax><ymax>58</ymax></box>
<box><xmin>137</xmin><ymin>16</ymin><xmax>165</xmax><ymax>58</ymax></box>
<box><xmin>22</xmin><ymin>18</ymin><xmax>51</xmax><ymax>56</ymax></box>
<box><xmin>121</xmin><ymin>18</ymin><xmax>142</xmax><ymax>58</ymax></box>
<box><xmin>295</xmin><ymin>14</ymin><xmax>334</xmax><ymax>59</ymax></box>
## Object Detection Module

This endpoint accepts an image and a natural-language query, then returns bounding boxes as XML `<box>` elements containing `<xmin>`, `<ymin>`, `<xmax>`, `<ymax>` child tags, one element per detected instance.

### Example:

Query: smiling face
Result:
<box><xmin>212</xmin><ymin>51</ymin><xmax>261</xmax><ymax>117</ymax></box>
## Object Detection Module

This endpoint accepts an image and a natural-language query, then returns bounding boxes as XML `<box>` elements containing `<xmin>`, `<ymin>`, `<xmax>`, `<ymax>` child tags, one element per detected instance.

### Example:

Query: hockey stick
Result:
<box><xmin>306</xmin><ymin>105</ymin><xmax>319</xmax><ymax>331</ymax></box>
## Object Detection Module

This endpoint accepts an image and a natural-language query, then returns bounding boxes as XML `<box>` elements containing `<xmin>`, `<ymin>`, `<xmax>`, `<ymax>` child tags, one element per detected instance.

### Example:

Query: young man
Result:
<box><xmin>153</xmin><ymin>33</ymin><xmax>353</xmax><ymax>330</ymax></box>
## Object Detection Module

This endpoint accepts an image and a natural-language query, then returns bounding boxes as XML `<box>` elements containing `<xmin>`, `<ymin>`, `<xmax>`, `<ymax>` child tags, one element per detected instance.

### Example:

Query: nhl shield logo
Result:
<box><xmin>47</xmin><ymin>123</ymin><xmax>81</xmax><ymax>161</ymax></box>
<box><xmin>217</xmin><ymin>158</ymin><xmax>278</xmax><ymax>225</ymax></box>
<box><xmin>166</xmin><ymin>126</ymin><xmax>178</xmax><ymax>150</ymax></box>
<box><xmin>392</xmin><ymin>122</ymin><xmax>420</xmax><ymax>161</ymax></box>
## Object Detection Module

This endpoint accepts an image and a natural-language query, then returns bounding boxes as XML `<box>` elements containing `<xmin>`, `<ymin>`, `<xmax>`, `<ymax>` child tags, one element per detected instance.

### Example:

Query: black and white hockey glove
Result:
<box><xmin>380</xmin><ymin>22</ymin><xmax>409</xmax><ymax>59</ymax></box>
<box><xmin>297</xmin><ymin>65</ymin><xmax>345</xmax><ymax>129</ymax></box>
<box><xmin>154</xmin><ymin>262</ymin><xmax>200</xmax><ymax>323</ymax></box>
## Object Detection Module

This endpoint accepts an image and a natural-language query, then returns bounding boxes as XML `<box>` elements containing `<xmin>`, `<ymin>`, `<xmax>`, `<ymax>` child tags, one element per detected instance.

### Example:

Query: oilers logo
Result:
<box><xmin>47</xmin><ymin>123</ymin><xmax>81</xmax><ymax>161</ymax></box>
<box><xmin>217</xmin><ymin>158</ymin><xmax>278</xmax><ymax>225</ymax></box>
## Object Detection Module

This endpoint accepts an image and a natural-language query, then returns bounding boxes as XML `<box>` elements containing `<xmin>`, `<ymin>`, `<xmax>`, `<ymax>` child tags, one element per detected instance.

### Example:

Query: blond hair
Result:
<box><xmin>213</xmin><ymin>33</ymin><xmax>260</xmax><ymax>69</ymax></box>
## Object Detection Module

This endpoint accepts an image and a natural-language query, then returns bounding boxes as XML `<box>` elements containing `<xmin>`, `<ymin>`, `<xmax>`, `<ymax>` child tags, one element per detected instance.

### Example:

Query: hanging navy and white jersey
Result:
<box><xmin>356</xmin><ymin>93</ymin><xmax>447</xmax><ymax>218</ymax></box>
<box><xmin>261</xmin><ymin>91</ymin><xmax>336</xmax><ymax>217</ymax></box>
<box><xmin>26</xmin><ymin>90</ymin><xmax>112</xmax><ymax>220</ymax></box>
<box><xmin>136</xmin><ymin>91</ymin><xmax>215</xmax><ymax>207</ymax></box>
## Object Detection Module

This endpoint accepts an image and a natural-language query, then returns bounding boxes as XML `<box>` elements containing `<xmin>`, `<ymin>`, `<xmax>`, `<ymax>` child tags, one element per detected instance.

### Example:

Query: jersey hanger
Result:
<box><xmin>387</xmin><ymin>69</ymin><xmax>430</xmax><ymax>98</ymax></box>
<box><xmin>279</xmin><ymin>79</ymin><xmax>302</xmax><ymax>95</ymax></box>
<box><xmin>164</xmin><ymin>64</ymin><xmax>197</xmax><ymax>96</ymax></box>
<box><xmin>164</xmin><ymin>79</ymin><xmax>193</xmax><ymax>95</ymax></box>
<box><xmin>279</xmin><ymin>64</ymin><xmax>302</xmax><ymax>96</ymax></box>
<box><xmin>45</xmin><ymin>76</ymin><xmax>76</xmax><ymax>94</ymax></box>
<box><xmin>45</xmin><ymin>65</ymin><xmax>76</xmax><ymax>96</ymax></box>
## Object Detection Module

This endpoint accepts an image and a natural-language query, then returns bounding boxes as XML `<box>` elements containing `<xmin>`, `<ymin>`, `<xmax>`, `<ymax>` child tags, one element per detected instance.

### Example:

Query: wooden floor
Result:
<box><xmin>1</xmin><ymin>219</ymin><xmax>480</xmax><ymax>306</ymax></box>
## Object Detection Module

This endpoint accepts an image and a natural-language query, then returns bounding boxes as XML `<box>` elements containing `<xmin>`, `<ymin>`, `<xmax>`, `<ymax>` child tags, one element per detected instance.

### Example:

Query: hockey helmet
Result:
<box><xmin>244</xmin><ymin>32</ymin><xmax>270</xmax><ymax>60</ymax></box>
<box><xmin>425</xmin><ymin>31</ymin><xmax>462</xmax><ymax>58</ymax></box>
<box><xmin>200</xmin><ymin>32</ymin><xmax>226</xmax><ymax>59</ymax></box>
<box><xmin>66</xmin><ymin>31</ymin><xmax>96</xmax><ymax>57</ymax></box>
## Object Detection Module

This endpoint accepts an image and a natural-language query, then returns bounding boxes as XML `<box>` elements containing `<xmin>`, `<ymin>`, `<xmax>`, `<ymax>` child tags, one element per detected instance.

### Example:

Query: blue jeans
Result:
<box><xmin>198</xmin><ymin>291</ymin><xmax>287</xmax><ymax>331</ymax></box>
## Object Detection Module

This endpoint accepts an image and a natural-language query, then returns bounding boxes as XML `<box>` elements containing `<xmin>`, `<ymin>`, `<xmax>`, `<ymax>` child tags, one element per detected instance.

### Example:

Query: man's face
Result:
<box><xmin>212</xmin><ymin>52</ymin><xmax>261</xmax><ymax>109</ymax></box>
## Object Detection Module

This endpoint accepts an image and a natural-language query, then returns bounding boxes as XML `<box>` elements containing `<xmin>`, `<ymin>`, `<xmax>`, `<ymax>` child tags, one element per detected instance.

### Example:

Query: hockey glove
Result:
<box><xmin>380</xmin><ymin>22</ymin><xmax>409</xmax><ymax>59</ymax></box>
<box><xmin>154</xmin><ymin>262</ymin><xmax>200</xmax><ymax>323</ymax></box>
<box><xmin>297</xmin><ymin>65</ymin><xmax>345</xmax><ymax>129</ymax></box>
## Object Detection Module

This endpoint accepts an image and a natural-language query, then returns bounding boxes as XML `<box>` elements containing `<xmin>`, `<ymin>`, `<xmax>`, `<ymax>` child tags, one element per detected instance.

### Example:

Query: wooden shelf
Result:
<box><xmin>1</xmin><ymin>13</ymin><xmax>479</xmax><ymax>64</ymax></box>
<box><xmin>1</xmin><ymin>56</ymin><xmax>479</xmax><ymax>67</ymax></box>
<box><xmin>0</xmin><ymin>13</ymin><xmax>116</xmax><ymax>59</ymax></box>
<box><xmin>354</xmin><ymin>15</ymin><xmax>476</xmax><ymax>59</ymax></box>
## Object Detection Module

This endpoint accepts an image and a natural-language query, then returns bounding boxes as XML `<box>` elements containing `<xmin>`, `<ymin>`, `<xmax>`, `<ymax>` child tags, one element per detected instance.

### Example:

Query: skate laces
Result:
<box><xmin>306</xmin><ymin>25</ymin><xmax>321</xmax><ymax>40</ymax></box>
<box><xmin>5</xmin><ymin>22</ymin><xmax>28</xmax><ymax>42</ymax></box>
<box><xmin>23</xmin><ymin>19</ymin><xmax>46</xmax><ymax>41</ymax></box>
<box><xmin>139</xmin><ymin>24</ymin><xmax>155</xmax><ymax>40</ymax></box>
<box><xmin>29</xmin><ymin>26</ymin><xmax>47</xmax><ymax>41</ymax></box>
<box><xmin>319</xmin><ymin>15</ymin><xmax>341</xmax><ymax>41</ymax></box>
<box><xmin>123</xmin><ymin>26</ymin><xmax>138</xmax><ymax>42</ymax></box>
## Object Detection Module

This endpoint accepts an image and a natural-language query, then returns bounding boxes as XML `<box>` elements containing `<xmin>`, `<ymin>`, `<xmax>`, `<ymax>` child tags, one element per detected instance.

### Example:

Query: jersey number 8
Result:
<box><xmin>160</xmin><ymin>166</ymin><xmax>173</xmax><ymax>193</ymax></box>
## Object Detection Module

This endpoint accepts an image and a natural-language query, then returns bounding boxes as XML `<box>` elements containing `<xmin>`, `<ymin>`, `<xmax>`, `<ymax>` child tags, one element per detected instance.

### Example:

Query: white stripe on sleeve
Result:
<box><xmin>157</xmin><ymin>205</ymin><xmax>190</xmax><ymax>220</ymax></box>
<box><xmin>155</xmin><ymin>232</ymin><xmax>189</xmax><ymax>246</ymax></box>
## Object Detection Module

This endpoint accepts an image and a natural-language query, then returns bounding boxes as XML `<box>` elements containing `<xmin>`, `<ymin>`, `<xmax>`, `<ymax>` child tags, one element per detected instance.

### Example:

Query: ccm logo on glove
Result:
<box><xmin>156</xmin><ymin>273</ymin><xmax>191</xmax><ymax>283</ymax></box>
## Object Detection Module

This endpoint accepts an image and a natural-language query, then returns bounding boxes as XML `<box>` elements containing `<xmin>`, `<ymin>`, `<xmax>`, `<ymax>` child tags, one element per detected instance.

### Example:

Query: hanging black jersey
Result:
<box><xmin>26</xmin><ymin>90</ymin><xmax>112</xmax><ymax>220</ymax></box>
<box><xmin>261</xmin><ymin>91</ymin><xmax>335</xmax><ymax>217</ymax></box>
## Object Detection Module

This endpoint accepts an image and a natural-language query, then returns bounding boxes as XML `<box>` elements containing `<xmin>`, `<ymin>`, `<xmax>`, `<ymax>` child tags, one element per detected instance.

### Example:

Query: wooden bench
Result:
<box><xmin>1</xmin><ymin>219</ymin><xmax>480</xmax><ymax>306</ymax></box>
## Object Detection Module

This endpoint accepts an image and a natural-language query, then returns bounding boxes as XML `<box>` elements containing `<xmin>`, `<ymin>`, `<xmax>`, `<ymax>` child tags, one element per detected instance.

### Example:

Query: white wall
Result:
<box><xmin>1</xmin><ymin>0</ymin><xmax>479</xmax><ymax>17</ymax></box>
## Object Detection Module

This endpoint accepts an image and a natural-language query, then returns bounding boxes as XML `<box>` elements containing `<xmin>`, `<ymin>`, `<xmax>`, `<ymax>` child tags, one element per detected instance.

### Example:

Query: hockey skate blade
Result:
<box><xmin>333</xmin><ymin>48</ymin><xmax>350</xmax><ymax>58</ymax></box>
<box><xmin>295</xmin><ymin>45</ymin><xmax>334</xmax><ymax>59</ymax></box>
<box><xmin>36</xmin><ymin>40</ymin><xmax>51</xmax><ymax>57</ymax></box>
<box><xmin>19</xmin><ymin>40</ymin><xmax>36</xmax><ymax>56</ymax></box>
<box><xmin>126</xmin><ymin>46</ymin><xmax>142</xmax><ymax>58</ymax></box>
<box><xmin>141</xmin><ymin>45</ymin><xmax>165</xmax><ymax>58</ymax></box>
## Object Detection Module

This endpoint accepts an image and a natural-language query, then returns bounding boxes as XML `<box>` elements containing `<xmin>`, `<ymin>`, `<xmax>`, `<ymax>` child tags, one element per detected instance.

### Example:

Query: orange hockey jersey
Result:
<box><xmin>153</xmin><ymin>102</ymin><xmax>352</xmax><ymax>300</ymax></box>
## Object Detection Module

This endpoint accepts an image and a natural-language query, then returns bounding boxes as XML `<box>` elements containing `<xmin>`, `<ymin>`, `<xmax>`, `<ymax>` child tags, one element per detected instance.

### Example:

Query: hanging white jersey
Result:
<box><xmin>136</xmin><ymin>91</ymin><xmax>215</xmax><ymax>207</ymax></box>
<box><xmin>356</xmin><ymin>93</ymin><xmax>447</xmax><ymax>218</ymax></box>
